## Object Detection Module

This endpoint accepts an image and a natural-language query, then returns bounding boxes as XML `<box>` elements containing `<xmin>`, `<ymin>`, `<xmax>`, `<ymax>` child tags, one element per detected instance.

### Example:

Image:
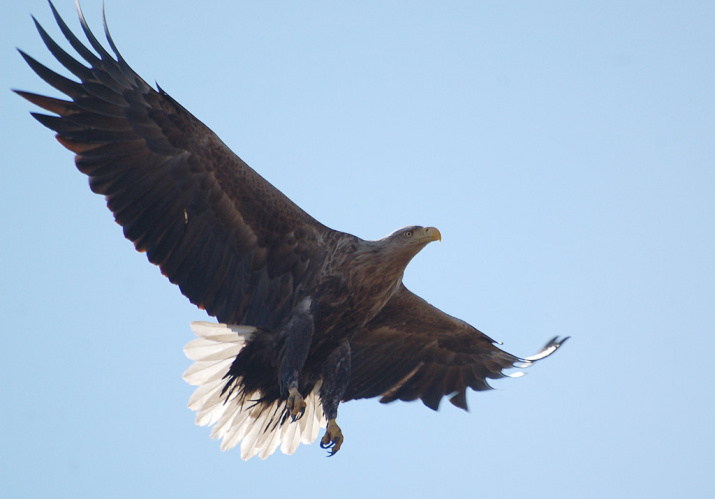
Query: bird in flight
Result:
<box><xmin>16</xmin><ymin>1</ymin><xmax>568</xmax><ymax>460</ymax></box>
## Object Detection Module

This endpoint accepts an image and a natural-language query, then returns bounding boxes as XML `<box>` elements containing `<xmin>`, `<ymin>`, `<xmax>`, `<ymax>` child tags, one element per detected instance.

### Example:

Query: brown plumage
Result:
<box><xmin>16</xmin><ymin>1</ymin><xmax>568</xmax><ymax>459</ymax></box>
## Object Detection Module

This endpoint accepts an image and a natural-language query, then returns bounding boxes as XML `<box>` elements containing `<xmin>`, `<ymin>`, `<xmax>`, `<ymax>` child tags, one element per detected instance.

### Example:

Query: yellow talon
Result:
<box><xmin>287</xmin><ymin>387</ymin><xmax>306</xmax><ymax>421</ymax></box>
<box><xmin>320</xmin><ymin>419</ymin><xmax>344</xmax><ymax>456</ymax></box>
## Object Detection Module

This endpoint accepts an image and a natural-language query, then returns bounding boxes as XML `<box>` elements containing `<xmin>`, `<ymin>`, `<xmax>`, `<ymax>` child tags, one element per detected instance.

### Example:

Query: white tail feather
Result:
<box><xmin>182</xmin><ymin>321</ymin><xmax>327</xmax><ymax>460</ymax></box>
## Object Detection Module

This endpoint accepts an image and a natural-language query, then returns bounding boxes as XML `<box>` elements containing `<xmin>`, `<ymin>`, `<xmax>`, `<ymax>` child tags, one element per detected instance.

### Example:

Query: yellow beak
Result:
<box><xmin>423</xmin><ymin>226</ymin><xmax>442</xmax><ymax>243</ymax></box>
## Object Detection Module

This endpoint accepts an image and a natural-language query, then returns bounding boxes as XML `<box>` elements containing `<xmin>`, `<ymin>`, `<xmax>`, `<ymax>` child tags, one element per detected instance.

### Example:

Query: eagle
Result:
<box><xmin>16</xmin><ymin>1</ymin><xmax>568</xmax><ymax>460</ymax></box>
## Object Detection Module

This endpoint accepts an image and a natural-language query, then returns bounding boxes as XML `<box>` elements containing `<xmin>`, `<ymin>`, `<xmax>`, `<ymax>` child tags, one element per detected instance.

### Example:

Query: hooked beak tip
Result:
<box><xmin>426</xmin><ymin>227</ymin><xmax>441</xmax><ymax>243</ymax></box>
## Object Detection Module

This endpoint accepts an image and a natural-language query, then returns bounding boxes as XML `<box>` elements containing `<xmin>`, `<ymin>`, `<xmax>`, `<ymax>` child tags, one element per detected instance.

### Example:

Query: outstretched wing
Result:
<box><xmin>16</xmin><ymin>2</ymin><xmax>331</xmax><ymax>328</ymax></box>
<box><xmin>344</xmin><ymin>285</ymin><xmax>568</xmax><ymax>411</ymax></box>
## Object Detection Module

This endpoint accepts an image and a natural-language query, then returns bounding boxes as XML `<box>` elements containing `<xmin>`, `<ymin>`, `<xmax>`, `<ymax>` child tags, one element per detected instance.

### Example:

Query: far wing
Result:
<box><xmin>344</xmin><ymin>285</ymin><xmax>567</xmax><ymax>411</ymax></box>
<box><xmin>16</xmin><ymin>3</ymin><xmax>332</xmax><ymax>328</ymax></box>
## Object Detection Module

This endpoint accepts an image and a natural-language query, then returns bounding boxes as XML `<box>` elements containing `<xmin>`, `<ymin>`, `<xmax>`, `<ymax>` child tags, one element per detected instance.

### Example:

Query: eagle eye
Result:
<box><xmin>404</xmin><ymin>230</ymin><xmax>413</xmax><ymax>238</ymax></box>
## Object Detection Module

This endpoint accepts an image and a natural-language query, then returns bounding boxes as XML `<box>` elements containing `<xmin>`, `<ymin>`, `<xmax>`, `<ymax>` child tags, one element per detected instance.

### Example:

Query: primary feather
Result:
<box><xmin>17</xmin><ymin>1</ymin><xmax>568</xmax><ymax>459</ymax></box>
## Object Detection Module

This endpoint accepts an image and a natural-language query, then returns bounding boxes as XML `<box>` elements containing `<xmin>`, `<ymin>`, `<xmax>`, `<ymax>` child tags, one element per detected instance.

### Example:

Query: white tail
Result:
<box><xmin>183</xmin><ymin>321</ymin><xmax>327</xmax><ymax>460</ymax></box>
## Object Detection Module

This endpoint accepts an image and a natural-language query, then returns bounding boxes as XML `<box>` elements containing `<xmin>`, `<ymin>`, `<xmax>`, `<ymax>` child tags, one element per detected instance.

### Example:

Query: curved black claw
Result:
<box><xmin>287</xmin><ymin>387</ymin><xmax>306</xmax><ymax>421</ymax></box>
<box><xmin>320</xmin><ymin>419</ymin><xmax>343</xmax><ymax>456</ymax></box>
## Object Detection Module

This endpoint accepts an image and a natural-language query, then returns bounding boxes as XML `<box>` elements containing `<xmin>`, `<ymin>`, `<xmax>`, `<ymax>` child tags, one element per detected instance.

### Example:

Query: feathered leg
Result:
<box><xmin>319</xmin><ymin>339</ymin><xmax>351</xmax><ymax>456</ymax></box>
<box><xmin>277</xmin><ymin>298</ymin><xmax>314</xmax><ymax>420</ymax></box>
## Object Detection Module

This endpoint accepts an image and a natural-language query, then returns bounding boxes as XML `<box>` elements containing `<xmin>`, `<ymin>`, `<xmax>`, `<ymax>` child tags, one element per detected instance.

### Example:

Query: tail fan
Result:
<box><xmin>182</xmin><ymin>322</ymin><xmax>326</xmax><ymax>460</ymax></box>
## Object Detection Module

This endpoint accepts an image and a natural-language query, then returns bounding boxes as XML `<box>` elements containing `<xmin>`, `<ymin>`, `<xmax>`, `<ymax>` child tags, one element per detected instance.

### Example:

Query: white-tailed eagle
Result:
<box><xmin>16</xmin><ymin>1</ymin><xmax>568</xmax><ymax>460</ymax></box>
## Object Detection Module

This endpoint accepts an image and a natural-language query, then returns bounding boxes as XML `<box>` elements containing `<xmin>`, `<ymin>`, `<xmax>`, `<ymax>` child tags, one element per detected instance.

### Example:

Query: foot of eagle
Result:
<box><xmin>287</xmin><ymin>386</ymin><xmax>306</xmax><ymax>421</ymax></box>
<box><xmin>320</xmin><ymin>419</ymin><xmax>343</xmax><ymax>456</ymax></box>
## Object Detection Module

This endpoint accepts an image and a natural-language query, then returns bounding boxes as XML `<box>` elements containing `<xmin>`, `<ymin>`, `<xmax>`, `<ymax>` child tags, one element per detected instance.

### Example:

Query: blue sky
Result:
<box><xmin>2</xmin><ymin>1</ymin><xmax>714</xmax><ymax>497</ymax></box>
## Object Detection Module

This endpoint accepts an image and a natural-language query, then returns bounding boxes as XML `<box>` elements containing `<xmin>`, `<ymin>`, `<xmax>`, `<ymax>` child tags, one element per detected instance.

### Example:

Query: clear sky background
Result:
<box><xmin>2</xmin><ymin>1</ymin><xmax>714</xmax><ymax>497</ymax></box>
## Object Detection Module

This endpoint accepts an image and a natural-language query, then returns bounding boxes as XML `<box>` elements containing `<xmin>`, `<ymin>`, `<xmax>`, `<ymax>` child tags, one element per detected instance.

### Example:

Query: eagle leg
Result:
<box><xmin>277</xmin><ymin>298</ymin><xmax>314</xmax><ymax>421</ymax></box>
<box><xmin>318</xmin><ymin>339</ymin><xmax>351</xmax><ymax>456</ymax></box>
<box><xmin>286</xmin><ymin>386</ymin><xmax>306</xmax><ymax>421</ymax></box>
<box><xmin>320</xmin><ymin>419</ymin><xmax>343</xmax><ymax>456</ymax></box>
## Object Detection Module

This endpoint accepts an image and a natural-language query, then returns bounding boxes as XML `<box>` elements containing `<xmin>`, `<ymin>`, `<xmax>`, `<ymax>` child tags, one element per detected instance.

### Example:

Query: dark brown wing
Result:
<box><xmin>344</xmin><ymin>285</ymin><xmax>568</xmax><ymax>411</ymax></box>
<box><xmin>15</xmin><ymin>2</ymin><xmax>331</xmax><ymax>328</ymax></box>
